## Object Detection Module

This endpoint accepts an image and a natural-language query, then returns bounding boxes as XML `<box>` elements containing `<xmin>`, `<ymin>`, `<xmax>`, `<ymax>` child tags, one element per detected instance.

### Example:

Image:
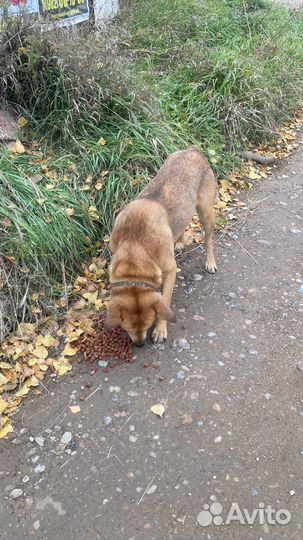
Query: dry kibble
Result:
<box><xmin>77</xmin><ymin>313</ymin><xmax>134</xmax><ymax>366</ymax></box>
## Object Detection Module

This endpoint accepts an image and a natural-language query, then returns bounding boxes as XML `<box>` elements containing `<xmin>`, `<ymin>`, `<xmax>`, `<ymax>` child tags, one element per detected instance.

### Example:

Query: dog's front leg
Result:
<box><xmin>152</xmin><ymin>263</ymin><xmax>177</xmax><ymax>343</ymax></box>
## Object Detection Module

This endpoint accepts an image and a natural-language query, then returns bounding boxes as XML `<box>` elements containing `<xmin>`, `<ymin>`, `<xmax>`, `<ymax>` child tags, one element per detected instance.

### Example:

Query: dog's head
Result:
<box><xmin>105</xmin><ymin>288</ymin><xmax>176</xmax><ymax>346</ymax></box>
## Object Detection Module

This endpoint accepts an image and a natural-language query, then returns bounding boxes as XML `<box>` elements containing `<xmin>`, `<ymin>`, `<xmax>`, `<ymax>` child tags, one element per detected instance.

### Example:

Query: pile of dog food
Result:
<box><xmin>77</xmin><ymin>314</ymin><xmax>134</xmax><ymax>369</ymax></box>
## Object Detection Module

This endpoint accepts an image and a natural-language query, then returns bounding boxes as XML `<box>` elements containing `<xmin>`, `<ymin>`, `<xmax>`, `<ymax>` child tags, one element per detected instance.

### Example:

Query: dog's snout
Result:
<box><xmin>135</xmin><ymin>341</ymin><xmax>145</xmax><ymax>348</ymax></box>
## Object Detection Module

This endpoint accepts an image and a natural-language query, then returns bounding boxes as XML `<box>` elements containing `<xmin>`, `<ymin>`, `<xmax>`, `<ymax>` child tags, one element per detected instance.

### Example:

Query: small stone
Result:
<box><xmin>98</xmin><ymin>360</ymin><xmax>109</xmax><ymax>367</ymax></box>
<box><xmin>103</xmin><ymin>416</ymin><xmax>113</xmax><ymax>427</ymax></box>
<box><xmin>248</xmin><ymin>348</ymin><xmax>259</xmax><ymax>356</ymax></box>
<box><xmin>10</xmin><ymin>488</ymin><xmax>23</xmax><ymax>499</ymax></box>
<box><xmin>251</xmin><ymin>488</ymin><xmax>259</xmax><ymax>497</ymax></box>
<box><xmin>44</xmin><ymin>428</ymin><xmax>52</xmax><ymax>435</ymax></box>
<box><xmin>217</xmin><ymin>360</ymin><xmax>225</xmax><ymax>367</ymax></box>
<box><xmin>146</xmin><ymin>484</ymin><xmax>157</xmax><ymax>495</ymax></box>
<box><xmin>265</xmin><ymin>393</ymin><xmax>271</xmax><ymax>400</ymax></box>
<box><xmin>22</xmin><ymin>476</ymin><xmax>30</xmax><ymax>484</ymax></box>
<box><xmin>298</xmin><ymin>285</ymin><xmax>303</xmax><ymax>295</ymax></box>
<box><xmin>193</xmin><ymin>314</ymin><xmax>204</xmax><ymax>321</ymax></box>
<box><xmin>207</xmin><ymin>332</ymin><xmax>217</xmax><ymax>338</ymax></box>
<box><xmin>212</xmin><ymin>403</ymin><xmax>221</xmax><ymax>412</ymax></box>
<box><xmin>197</xmin><ymin>420</ymin><xmax>204</xmax><ymax>427</ymax></box>
<box><xmin>290</xmin><ymin>489</ymin><xmax>295</xmax><ymax>496</ymax></box>
<box><xmin>31</xmin><ymin>455</ymin><xmax>39</xmax><ymax>464</ymax></box>
<box><xmin>176</xmin><ymin>370</ymin><xmax>185</xmax><ymax>380</ymax></box>
<box><xmin>227</xmin><ymin>292</ymin><xmax>238</xmax><ymax>299</ymax></box>
<box><xmin>33</xmin><ymin>520</ymin><xmax>40</xmax><ymax>531</ymax></box>
<box><xmin>193</xmin><ymin>274</ymin><xmax>203</xmax><ymax>281</ymax></box>
<box><xmin>129</xmin><ymin>435</ymin><xmax>137</xmax><ymax>443</ymax></box>
<box><xmin>34</xmin><ymin>464</ymin><xmax>45</xmax><ymax>474</ymax></box>
<box><xmin>109</xmin><ymin>386</ymin><xmax>121</xmax><ymax>393</ymax></box>
<box><xmin>297</xmin><ymin>361</ymin><xmax>303</xmax><ymax>372</ymax></box>
<box><xmin>178</xmin><ymin>338</ymin><xmax>191</xmax><ymax>349</ymax></box>
<box><xmin>34</xmin><ymin>436</ymin><xmax>45</xmax><ymax>447</ymax></box>
<box><xmin>214</xmin><ymin>436</ymin><xmax>222</xmax><ymax>443</ymax></box>
<box><xmin>60</xmin><ymin>431</ymin><xmax>72</xmax><ymax>445</ymax></box>
<box><xmin>290</xmin><ymin>228</ymin><xmax>301</xmax><ymax>234</ymax></box>
<box><xmin>19</xmin><ymin>428</ymin><xmax>28</xmax><ymax>435</ymax></box>
<box><xmin>110</xmin><ymin>394</ymin><xmax>119</xmax><ymax>402</ymax></box>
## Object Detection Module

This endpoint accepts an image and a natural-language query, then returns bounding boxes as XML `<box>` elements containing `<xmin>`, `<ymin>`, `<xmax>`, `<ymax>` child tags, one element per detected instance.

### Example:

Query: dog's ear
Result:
<box><xmin>155</xmin><ymin>301</ymin><xmax>176</xmax><ymax>323</ymax></box>
<box><xmin>104</xmin><ymin>302</ymin><xmax>122</xmax><ymax>329</ymax></box>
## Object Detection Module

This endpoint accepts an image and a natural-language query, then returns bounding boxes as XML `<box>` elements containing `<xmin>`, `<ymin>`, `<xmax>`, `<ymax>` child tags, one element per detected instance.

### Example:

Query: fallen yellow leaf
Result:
<box><xmin>69</xmin><ymin>405</ymin><xmax>81</xmax><ymax>413</ymax></box>
<box><xmin>95</xmin><ymin>182</ymin><xmax>103</xmax><ymax>190</ymax></box>
<box><xmin>62</xmin><ymin>343</ymin><xmax>78</xmax><ymax>356</ymax></box>
<box><xmin>0</xmin><ymin>362</ymin><xmax>12</xmax><ymax>369</ymax></box>
<box><xmin>17</xmin><ymin>116</ymin><xmax>28</xmax><ymax>128</ymax></box>
<box><xmin>45</xmin><ymin>184</ymin><xmax>55</xmax><ymax>191</ymax></box>
<box><xmin>65</xmin><ymin>208</ymin><xmax>75</xmax><ymax>217</ymax></box>
<box><xmin>248</xmin><ymin>169</ymin><xmax>261</xmax><ymax>180</ymax></box>
<box><xmin>83</xmin><ymin>290</ymin><xmax>98</xmax><ymax>304</ymax></box>
<box><xmin>97</xmin><ymin>137</ymin><xmax>106</xmax><ymax>146</ymax></box>
<box><xmin>94</xmin><ymin>299</ymin><xmax>105</xmax><ymax>310</ymax></box>
<box><xmin>220</xmin><ymin>179</ymin><xmax>232</xmax><ymax>189</ymax></box>
<box><xmin>0</xmin><ymin>396</ymin><xmax>7</xmax><ymax>413</ymax></box>
<box><xmin>0</xmin><ymin>373</ymin><xmax>9</xmax><ymax>387</ymax></box>
<box><xmin>11</xmin><ymin>140</ymin><xmax>25</xmax><ymax>154</ymax></box>
<box><xmin>150</xmin><ymin>403</ymin><xmax>165</xmax><ymax>418</ymax></box>
<box><xmin>0</xmin><ymin>417</ymin><xmax>13</xmax><ymax>438</ymax></box>
<box><xmin>45</xmin><ymin>170</ymin><xmax>58</xmax><ymax>180</ymax></box>
<box><xmin>35</xmin><ymin>334</ymin><xmax>56</xmax><ymax>348</ymax></box>
<box><xmin>15</xmin><ymin>375</ymin><xmax>39</xmax><ymax>397</ymax></box>
<box><xmin>32</xmin><ymin>345</ymin><xmax>48</xmax><ymax>360</ymax></box>
<box><xmin>52</xmin><ymin>360</ymin><xmax>72</xmax><ymax>376</ymax></box>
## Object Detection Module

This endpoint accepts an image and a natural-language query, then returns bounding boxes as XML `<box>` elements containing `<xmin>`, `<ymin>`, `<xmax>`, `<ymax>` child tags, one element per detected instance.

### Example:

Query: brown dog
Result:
<box><xmin>105</xmin><ymin>146</ymin><xmax>217</xmax><ymax>346</ymax></box>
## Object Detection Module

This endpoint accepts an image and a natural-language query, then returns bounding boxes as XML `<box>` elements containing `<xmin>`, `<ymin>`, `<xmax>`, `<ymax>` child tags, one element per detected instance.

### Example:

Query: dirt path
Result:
<box><xmin>1</xmin><ymin>128</ymin><xmax>302</xmax><ymax>539</ymax></box>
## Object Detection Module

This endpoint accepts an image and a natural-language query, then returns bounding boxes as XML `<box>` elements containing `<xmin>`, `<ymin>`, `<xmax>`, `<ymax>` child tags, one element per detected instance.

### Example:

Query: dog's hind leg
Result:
<box><xmin>196</xmin><ymin>193</ymin><xmax>217</xmax><ymax>274</ymax></box>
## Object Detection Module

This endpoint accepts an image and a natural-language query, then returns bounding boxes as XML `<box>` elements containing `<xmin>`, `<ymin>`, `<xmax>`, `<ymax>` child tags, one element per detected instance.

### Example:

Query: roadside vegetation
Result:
<box><xmin>0</xmin><ymin>0</ymin><xmax>302</xmax><ymax>338</ymax></box>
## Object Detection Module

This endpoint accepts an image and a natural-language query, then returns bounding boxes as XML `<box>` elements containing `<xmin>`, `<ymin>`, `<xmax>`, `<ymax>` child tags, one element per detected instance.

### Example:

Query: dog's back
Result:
<box><xmin>139</xmin><ymin>146</ymin><xmax>216</xmax><ymax>240</ymax></box>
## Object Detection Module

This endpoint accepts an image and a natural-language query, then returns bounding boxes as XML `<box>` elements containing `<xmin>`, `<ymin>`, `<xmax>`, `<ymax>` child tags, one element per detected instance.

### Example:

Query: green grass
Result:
<box><xmin>0</xmin><ymin>0</ymin><xmax>302</xmax><ymax>337</ymax></box>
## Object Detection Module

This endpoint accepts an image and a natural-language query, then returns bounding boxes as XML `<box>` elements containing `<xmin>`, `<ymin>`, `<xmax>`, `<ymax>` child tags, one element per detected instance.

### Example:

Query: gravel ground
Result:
<box><xmin>0</xmin><ymin>126</ymin><xmax>302</xmax><ymax>540</ymax></box>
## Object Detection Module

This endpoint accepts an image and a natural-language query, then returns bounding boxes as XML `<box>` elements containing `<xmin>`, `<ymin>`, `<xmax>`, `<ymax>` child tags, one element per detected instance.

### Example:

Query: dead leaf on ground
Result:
<box><xmin>0</xmin><ymin>416</ymin><xmax>13</xmax><ymax>439</ymax></box>
<box><xmin>17</xmin><ymin>117</ymin><xmax>28</xmax><ymax>128</ymax></box>
<box><xmin>69</xmin><ymin>405</ymin><xmax>81</xmax><ymax>413</ymax></box>
<box><xmin>97</xmin><ymin>137</ymin><xmax>106</xmax><ymax>146</ymax></box>
<box><xmin>151</xmin><ymin>404</ymin><xmax>165</xmax><ymax>418</ymax></box>
<box><xmin>62</xmin><ymin>343</ymin><xmax>78</xmax><ymax>357</ymax></box>
<box><xmin>11</xmin><ymin>140</ymin><xmax>25</xmax><ymax>154</ymax></box>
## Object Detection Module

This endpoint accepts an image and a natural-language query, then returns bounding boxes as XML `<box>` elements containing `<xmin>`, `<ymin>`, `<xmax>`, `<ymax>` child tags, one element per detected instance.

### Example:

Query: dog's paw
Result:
<box><xmin>205</xmin><ymin>258</ymin><xmax>217</xmax><ymax>274</ymax></box>
<box><xmin>152</xmin><ymin>320</ymin><xmax>168</xmax><ymax>343</ymax></box>
<box><xmin>175</xmin><ymin>241</ymin><xmax>185</xmax><ymax>252</ymax></box>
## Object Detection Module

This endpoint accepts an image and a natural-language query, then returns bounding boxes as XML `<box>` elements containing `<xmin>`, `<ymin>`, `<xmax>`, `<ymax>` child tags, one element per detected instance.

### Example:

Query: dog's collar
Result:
<box><xmin>111</xmin><ymin>280</ymin><xmax>161</xmax><ymax>292</ymax></box>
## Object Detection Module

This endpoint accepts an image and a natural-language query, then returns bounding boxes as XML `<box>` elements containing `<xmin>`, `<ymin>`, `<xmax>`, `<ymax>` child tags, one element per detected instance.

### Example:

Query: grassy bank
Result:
<box><xmin>0</xmin><ymin>0</ymin><xmax>302</xmax><ymax>337</ymax></box>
